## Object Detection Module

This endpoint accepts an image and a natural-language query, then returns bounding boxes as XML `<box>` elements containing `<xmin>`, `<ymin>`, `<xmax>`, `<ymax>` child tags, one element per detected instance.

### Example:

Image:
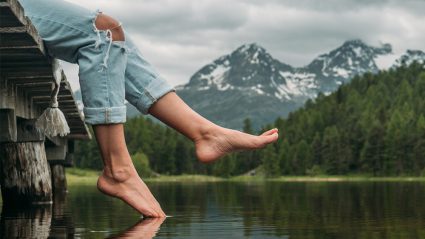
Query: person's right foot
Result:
<box><xmin>97</xmin><ymin>168</ymin><xmax>166</xmax><ymax>218</ymax></box>
<box><xmin>194</xmin><ymin>126</ymin><xmax>279</xmax><ymax>163</ymax></box>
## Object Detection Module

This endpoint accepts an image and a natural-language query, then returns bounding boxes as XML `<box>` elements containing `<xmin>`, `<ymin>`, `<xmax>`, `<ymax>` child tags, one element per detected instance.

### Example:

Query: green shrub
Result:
<box><xmin>132</xmin><ymin>152</ymin><xmax>153</xmax><ymax>177</ymax></box>
<box><xmin>306</xmin><ymin>165</ymin><xmax>325</xmax><ymax>176</ymax></box>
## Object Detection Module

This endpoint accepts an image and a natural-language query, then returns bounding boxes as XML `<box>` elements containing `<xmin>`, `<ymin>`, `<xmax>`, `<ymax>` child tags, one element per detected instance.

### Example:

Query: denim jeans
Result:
<box><xmin>18</xmin><ymin>0</ymin><xmax>175</xmax><ymax>124</ymax></box>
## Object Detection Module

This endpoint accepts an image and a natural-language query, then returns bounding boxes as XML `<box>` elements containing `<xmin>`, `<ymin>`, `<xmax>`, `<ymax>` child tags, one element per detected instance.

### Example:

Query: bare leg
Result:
<box><xmin>93</xmin><ymin>124</ymin><xmax>166</xmax><ymax>218</ymax></box>
<box><xmin>90</xmin><ymin>13</ymin><xmax>165</xmax><ymax>218</ymax></box>
<box><xmin>149</xmin><ymin>92</ymin><xmax>279</xmax><ymax>162</ymax></box>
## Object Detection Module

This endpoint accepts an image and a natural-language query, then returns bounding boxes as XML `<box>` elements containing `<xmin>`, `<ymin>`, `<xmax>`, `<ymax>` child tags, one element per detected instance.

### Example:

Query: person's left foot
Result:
<box><xmin>194</xmin><ymin>126</ymin><xmax>279</xmax><ymax>163</ymax></box>
<box><xmin>97</xmin><ymin>167</ymin><xmax>166</xmax><ymax>218</ymax></box>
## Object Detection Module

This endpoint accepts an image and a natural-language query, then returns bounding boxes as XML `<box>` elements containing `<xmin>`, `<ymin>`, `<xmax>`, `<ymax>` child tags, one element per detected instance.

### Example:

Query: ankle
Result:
<box><xmin>194</xmin><ymin>124</ymin><xmax>222</xmax><ymax>142</ymax></box>
<box><xmin>102</xmin><ymin>165</ymin><xmax>134</xmax><ymax>182</ymax></box>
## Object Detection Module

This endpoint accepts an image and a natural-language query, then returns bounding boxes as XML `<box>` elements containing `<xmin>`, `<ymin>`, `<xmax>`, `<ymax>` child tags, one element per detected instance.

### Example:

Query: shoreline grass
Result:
<box><xmin>65</xmin><ymin>168</ymin><xmax>425</xmax><ymax>185</ymax></box>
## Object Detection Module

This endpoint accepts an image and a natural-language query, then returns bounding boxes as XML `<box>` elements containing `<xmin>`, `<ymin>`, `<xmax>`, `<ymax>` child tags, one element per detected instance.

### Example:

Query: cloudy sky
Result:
<box><xmin>62</xmin><ymin>0</ymin><xmax>425</xmax><ymax>90</ymax></box>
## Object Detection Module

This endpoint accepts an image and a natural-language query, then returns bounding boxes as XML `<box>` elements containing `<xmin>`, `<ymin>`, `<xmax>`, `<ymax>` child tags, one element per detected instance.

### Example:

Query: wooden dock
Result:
<box><xmin>0</xmin><ymin>0</ymin><xmax>90</xmax><ymax>205</ymax></box>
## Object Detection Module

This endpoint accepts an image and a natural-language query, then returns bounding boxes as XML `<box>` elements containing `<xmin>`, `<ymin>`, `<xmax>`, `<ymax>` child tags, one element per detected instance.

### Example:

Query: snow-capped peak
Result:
<box><xmin>176</xmin><ymin>40</ymin><xmax>423</xmax><ymax>129</ymax></box>
<box><xmin>306</xmin><ymin>40</ymin><xmax>392</xmax><ymax>91</ymax></box>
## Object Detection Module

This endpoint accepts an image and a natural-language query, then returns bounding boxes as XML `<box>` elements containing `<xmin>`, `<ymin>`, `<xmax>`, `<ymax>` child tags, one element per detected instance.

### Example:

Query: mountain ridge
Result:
<box><xmin>176</xmin><ymin>39</ymin><xmax>424</xmax><ymax>129</ymax></box>
<box><xmin>71</xmin><ymin>40</ymin><xmax>424</xmax><ymax>129</ymax></box>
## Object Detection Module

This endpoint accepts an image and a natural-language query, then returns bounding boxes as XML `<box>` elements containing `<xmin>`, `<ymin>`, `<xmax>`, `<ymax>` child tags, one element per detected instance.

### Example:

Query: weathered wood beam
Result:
<box><xmin>0</xmin><ymin>75</ymin><xmax>15</xmax><ymax>109</ymax></box>
<box><xmin>45</xmin><ymin>144</ymin><xmax>67</xmax><ymax>161</ymax></box>
<box><xmin>0</xmin><ymin>108</ymin><xmax>16</xmax><ymax>142</ymax></box>
<box><xmin>16</xmin><ymin>118</ymin><xmax>44</xmax><ymax>142</ymax></box>
<box><xmin>0</xmin><ymin>1</ymin><xmax>27</xmax><ymax>27</ymax></box>
<box><xmin>50</xmin><ymin>165</ymin><xmax>67</xmax><ymax>193</ymax></box>
<box><xmin>0</xmin><ymin>1</ymin><xmax>45</xmax><ymax>53</ymax></box>
<box><xmin>0</xmin><ymin>142</ymin><xmax>53</xmax><ymax>204</ymax></box>
<box><xmin>45</xmin><ymin>135</ymin><xmax>67</xmax><ymax>147</ymax></box>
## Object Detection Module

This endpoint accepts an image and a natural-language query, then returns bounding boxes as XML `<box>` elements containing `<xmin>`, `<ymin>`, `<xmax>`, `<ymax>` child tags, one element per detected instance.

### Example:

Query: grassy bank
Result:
<box><xmin>66</xmin><ymin>168</ymin><xmax>99</xmax><ymax>185</ymax></box>
<box><xmin>66</xmin><ymin>168</ymin><xmax>224</xmax><ymax>185</ymax></box>
<box><xmin>66</xmin><ymin>168</ymin><xmax>425</xmax><ymax>185</ymax></box>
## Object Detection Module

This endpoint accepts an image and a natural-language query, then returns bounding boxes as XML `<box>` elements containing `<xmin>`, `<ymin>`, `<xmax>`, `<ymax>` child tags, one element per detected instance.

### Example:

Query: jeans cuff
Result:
<box><xmin>135</xmin><ymin>79</ymin><xmax>176</xmax><ymax>114</ymax></box>
<box><xmin>83</xmin><ymin>106</ymin><xmax>127</xmax><ymax>125</ymax></box>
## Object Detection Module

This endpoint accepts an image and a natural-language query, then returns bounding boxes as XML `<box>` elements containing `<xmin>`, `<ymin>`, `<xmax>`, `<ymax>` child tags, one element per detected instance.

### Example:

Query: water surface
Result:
<box><xmin>1</xmin><ymin>181</ymin><xmax>425</xmax><ymax>238</ymax></box>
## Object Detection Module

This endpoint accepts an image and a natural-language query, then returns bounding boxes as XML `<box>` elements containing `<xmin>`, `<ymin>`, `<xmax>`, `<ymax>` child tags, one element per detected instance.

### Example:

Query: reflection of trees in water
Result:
<box><xmin>8</xmin><ymin>182</ymin><xmax>423</xmax><ymax>238</ymax></box>
<box><xmin>0</xmin><ymin>192</ymin><xmax>74</xmax><ymax>238</ymax></box>
<box><xmin>211</xmin><ymin>182</ymin><xmax>425</xmax><ymax>238</ymax></box>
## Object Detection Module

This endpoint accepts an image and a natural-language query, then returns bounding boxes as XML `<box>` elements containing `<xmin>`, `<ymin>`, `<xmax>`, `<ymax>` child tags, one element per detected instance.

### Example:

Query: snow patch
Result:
<box><xmin>195</xmin><ymin>63</ymin><xmax>232</xmax><ymax>91</ymax></box>
<box><xmin>353</xmin><ymin>47</ymin><xmax>362</xmax><ymax>57</ymax></box>
<box><xmin>278</xmin><ymin>71</ymin><xmax>317</xmax><ymax>99</ymax></box>
<box><xmin>251</xmin><ymin>86</ymin><xmax>265</xmax><ymax>95</ymax></box>
<box><xmin>333</xmin><ymin>67</ymin><xmax>350</xmax><ymax>78</ymax></box>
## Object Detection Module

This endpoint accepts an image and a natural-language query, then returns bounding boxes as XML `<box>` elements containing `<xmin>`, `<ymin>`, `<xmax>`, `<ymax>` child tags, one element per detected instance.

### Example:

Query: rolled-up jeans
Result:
<box><xmin>18</xmin><ymin>0</ymin><xmax>175</xmax><ymax>124</ymax></box>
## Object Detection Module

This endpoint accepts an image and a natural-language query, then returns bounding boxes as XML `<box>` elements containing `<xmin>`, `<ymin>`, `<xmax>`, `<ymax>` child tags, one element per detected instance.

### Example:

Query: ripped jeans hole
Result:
<box><xmin>92</xmin><ymin>9</ymin><xmax>125</xmax><ymax>69</ymax></box>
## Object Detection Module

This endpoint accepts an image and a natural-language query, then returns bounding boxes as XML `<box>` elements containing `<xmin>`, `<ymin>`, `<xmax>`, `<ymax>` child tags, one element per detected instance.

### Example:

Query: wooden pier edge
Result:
<box><xmin>0</xmin><ymin>0</ymin><xmax>90</xmax><ymax>205</ymax></box>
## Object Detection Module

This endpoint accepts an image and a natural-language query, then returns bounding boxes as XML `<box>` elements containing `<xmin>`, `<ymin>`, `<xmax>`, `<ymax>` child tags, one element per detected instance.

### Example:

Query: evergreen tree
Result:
<box><xmin>262</xmin><ymin>145</ymin><xmax>280</xmax><ymax>177</ymax></box>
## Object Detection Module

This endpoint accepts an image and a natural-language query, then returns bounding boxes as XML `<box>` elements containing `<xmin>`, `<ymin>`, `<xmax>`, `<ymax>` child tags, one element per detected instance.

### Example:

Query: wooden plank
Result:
<box><xmin>0</xmin><ymin>46</ymin><xmax>41</xmax><ymax>55</ymax></box>
<box><xmin>45</xmin><ymin>144</ymin><xmax>67</xmax><ymax>161</ymax></box>
<box><xmin>0</xmin><ymin>0</ymin><xmax>45</xmax><ymax>53</ymax></box>
<box><xmin>16</xmin><ymin>118</ymin><xmax>44</xmax><ymax>142</ymax></box>
<box><xmin>0</xmin><ymin>75</ymin><xmax>15</xmax><ymax>109</ymax></box>
<box><xmin>0</xmin><ymin>0</ymin><xmax>90</xmax><ymax>139</ymax></box>
<box><xmin>0</xmin><ymin>108</ymin><xmax>16</xmax><ymax>142</ymax></box>
<box><xmin>50</xmin><ymin>165</ymin><xmax>67</xmax><ymax>193</ymax></box>
<box><xmin>0</xmin><ymin>1</ymin><xmax>26</xmax><ymax>27</ymax></box>
<box><xmin>45</xmin><ymin>135</ymin><xmax>67</xmax><ymax>147</ymax></box>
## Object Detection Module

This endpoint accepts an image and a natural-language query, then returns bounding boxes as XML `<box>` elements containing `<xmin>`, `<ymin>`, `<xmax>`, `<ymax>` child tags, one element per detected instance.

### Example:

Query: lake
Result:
<box><xmin>1</xmin><ymin>181</ymin><xmax>425</xmax><ymax>238</ymax></box>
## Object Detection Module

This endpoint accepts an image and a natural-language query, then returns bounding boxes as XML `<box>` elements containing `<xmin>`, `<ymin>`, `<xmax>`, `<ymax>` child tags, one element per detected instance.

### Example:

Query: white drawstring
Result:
<box><xmin>93</xmin><ymin>17</ymin><xmax>123</xmax><ymax>69</ymax></box>
<box><xmin>101</xmin><ymin>29</ymin><xmax>113</xmax><ymax>68</ymax></box>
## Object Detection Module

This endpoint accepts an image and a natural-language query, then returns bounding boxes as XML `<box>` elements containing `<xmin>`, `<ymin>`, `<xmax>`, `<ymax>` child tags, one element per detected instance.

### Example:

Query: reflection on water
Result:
<box><xmin>1</xmin><ymin>181</ymin><xmax>425</xmax><ymax>238</ymax></box>
<box><xmin>0</xmin><ymin>192</ymin><xmax>74</xmax><ymax>238</ymax></box>
<box><xmin>107</xmin><ymin>218</ymin><xmax>165</xmax><ymax>239</ymax></box>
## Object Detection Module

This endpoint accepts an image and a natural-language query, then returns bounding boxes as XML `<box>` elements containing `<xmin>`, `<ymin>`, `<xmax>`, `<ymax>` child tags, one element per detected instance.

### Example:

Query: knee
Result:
<box><xmin>95</xmin><ymin>13</ymin><xmax>125</xmax><ymax>41</ymax></box>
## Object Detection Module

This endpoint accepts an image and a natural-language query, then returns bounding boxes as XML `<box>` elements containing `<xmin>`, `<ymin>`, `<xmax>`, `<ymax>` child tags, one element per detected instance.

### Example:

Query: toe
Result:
<box><xmin>259</xmin><ymin>132</ymin><xmax>279</xmax><ymax>146</ymax></box>
<box><xmin>260</xmin><ymin>128</ymin><xmax>278</xmax><ymax>136</ymax></box>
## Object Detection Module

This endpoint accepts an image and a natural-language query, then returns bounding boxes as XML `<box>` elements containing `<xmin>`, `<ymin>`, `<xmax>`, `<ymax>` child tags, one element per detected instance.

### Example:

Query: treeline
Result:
<box><xmin>266</xmin><ymin>62</ymin><xmax>425</xmax><ymax>176</ymax></box>
<box><xmin>74</xmin><ymin>116</ymin><xmax>260</xmax><ymax>176</ymax></box>
<box><xmin>74</xmin><ymin>63</ymin><xmax>425</xmax><ymax>177</ymax></box>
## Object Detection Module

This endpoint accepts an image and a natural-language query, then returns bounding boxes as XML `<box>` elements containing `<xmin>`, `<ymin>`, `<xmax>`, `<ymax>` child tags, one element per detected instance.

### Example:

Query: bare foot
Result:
<box><xmin>97</xmin><ymin>167</ymin><xmax>166</xmax><ymax>218</ymax></box>
<box><xmin>194</xmin><ymin>126</ymin><xmax>279</xmax><ymax>163</ymax></box>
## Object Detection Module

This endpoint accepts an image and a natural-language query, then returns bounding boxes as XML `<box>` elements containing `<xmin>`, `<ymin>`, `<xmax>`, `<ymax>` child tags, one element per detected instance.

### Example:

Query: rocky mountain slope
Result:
<box><xmin>176</xmin><ymin>40</ymin><xmax>423</xmax><ymax>129</ymax></box>
<box><xmin>74</xmin><ymin>40</ymin><xmax>424</xmax><ymax>129</ymax></box>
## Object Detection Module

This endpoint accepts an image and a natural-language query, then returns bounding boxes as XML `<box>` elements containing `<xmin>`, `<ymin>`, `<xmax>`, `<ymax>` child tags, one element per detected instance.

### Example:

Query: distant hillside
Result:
<box><xmin>261</xmin><ymin>63</ymin><xmax>425</xmax><ymax>176</ymax></box>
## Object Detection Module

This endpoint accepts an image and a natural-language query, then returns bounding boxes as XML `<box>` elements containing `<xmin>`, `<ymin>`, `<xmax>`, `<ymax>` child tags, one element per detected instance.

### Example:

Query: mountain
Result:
<box><xmin>176</xmin><ymin>43</ymin><xmax>300</xmax><ymax>129</ymax></box>
<box><xmin>71</xmin><ymin>40</ymin><xmax>424</xmax><ymax>130</ymax></box>
<box><xmin>306</xmin><ymin>39</ymin><xmax>392</xmax><ymax>92</ymax></box>
<box><xmin>176</xmin><ymin>39</ymin><xmax>398</xmax><ymax>129</ymax></box>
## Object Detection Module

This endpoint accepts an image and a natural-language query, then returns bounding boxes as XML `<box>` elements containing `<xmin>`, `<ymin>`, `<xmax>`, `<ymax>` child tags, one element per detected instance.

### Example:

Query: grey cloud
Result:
<box><xmin>65</xmin><ymin>0</ymin><xmax>425</xmax><ymax>87</ymax></box>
